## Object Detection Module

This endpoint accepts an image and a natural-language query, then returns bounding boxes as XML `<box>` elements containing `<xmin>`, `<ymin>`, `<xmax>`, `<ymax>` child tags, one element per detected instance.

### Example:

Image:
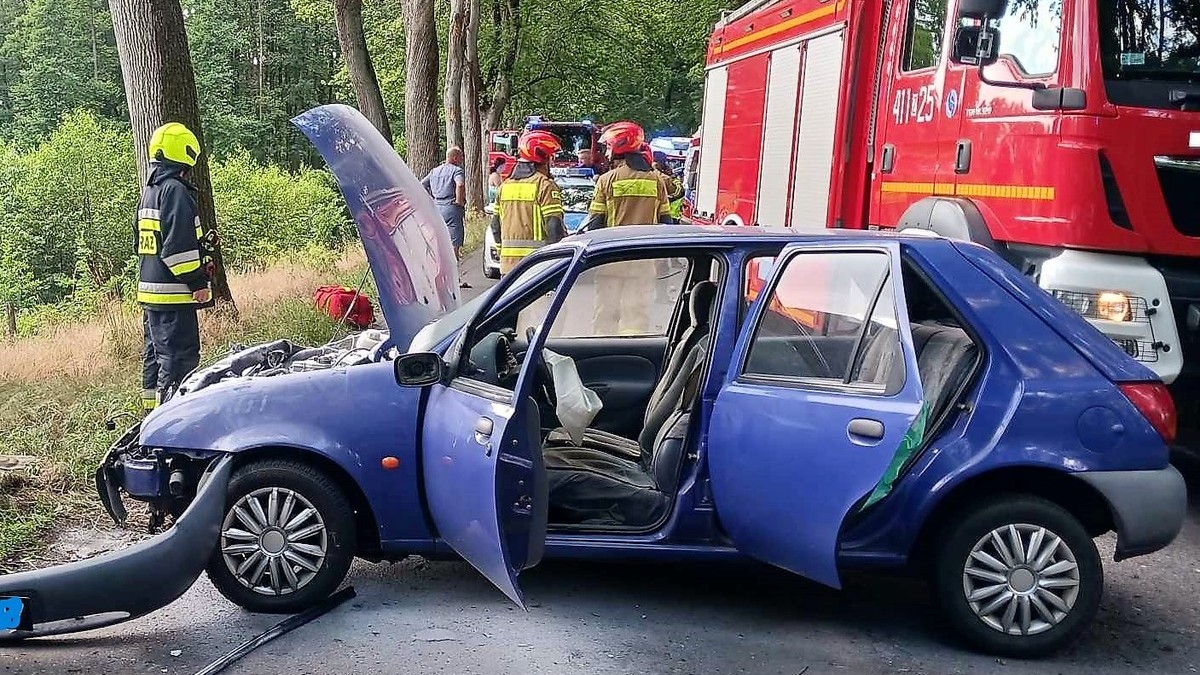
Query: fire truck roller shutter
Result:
<box><xmin>697</xmin><ymin>66</ymin><xmax>728</xmax><ymax>218</ymax></box>
<box><xmin>896</xmin><ymin>197</ymin><xmax>997</xmax><ymax>250</ymax></box>
<box><xmin>789</xmin><ymin>31</ymin><xmax>844</xmax><ymax>231</ymax></box>
<box><xmin>755</xmin><ymin>44</ymin><xmax>803</xmax><ymax>227</ymax></box>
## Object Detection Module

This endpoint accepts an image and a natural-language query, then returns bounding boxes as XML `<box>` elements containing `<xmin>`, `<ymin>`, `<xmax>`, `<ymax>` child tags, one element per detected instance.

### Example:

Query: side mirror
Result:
<box><xmin>951</xmin><ymin>23</ymin><xmax>1001</xmax><ymax>66</ymax></box>
<box><xmin>394</xmin><ymin>352</ymin><xmax>446</xmax><ymax>387</ymax></box>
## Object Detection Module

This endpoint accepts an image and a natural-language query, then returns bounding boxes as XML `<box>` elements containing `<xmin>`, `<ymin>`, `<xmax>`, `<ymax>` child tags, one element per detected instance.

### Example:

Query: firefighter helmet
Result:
<box><xmin>149</xmin><ymin>122</ymin><xmax>201</xmax><ymax>167</ymax></box>
<box><xmin>600</xmin><ymin>122</ymin><xmax>645</xmax><ymax>157</ymax></box>
<box><xmin>517</xmin><ymin>130</ymin><xmax>563</xmax><ymax>164</ymax></box>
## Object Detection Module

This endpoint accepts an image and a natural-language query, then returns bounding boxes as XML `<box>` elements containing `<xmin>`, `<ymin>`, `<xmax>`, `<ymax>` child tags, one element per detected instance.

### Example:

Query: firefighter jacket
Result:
<box><xmin>496</xmin><ymin>169</ymin><xmax>564</xmax><ymax>274</ymax></box>
<box><xmin>135</xmin><ymin>162</ymin><xmax>210</xmax><ymax>309</ymax></box>
<box><xmin>588</xmin><ymin>163</ymin><xmax>670</xmax><ymax>227</ymax></box>
<box><xmin>658</xmin><ymin>172</ymin><xmax>685</xmax><ymax>221</ymax></box>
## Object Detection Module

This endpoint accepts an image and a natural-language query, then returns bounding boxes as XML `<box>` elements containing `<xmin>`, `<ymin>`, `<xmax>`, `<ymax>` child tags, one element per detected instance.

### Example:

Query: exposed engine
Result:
<box><xmin>177</xmin><ymin>329</ymin><xmax>392</xmax><ymax>396</ymax></box>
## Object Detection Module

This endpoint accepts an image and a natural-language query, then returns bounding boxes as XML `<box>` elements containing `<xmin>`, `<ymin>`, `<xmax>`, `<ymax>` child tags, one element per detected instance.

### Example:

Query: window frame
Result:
<box><xmin>736</xmin><ymin>248</ymin><xmax>907</xmax><ymax>397</ymax></box>
<box><xmin>991</xmin><ymin>0</ymin><xmax>1064</xmax><ymax>79</ymax></box>
<box><xmin>900</xmin><ymin>0</ymin><xmax>949</xmax><ymax>73</ymax></box>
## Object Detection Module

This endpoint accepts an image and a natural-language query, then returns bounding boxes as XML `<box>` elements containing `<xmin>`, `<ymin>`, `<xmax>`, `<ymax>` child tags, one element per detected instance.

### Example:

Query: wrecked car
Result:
<box><xmin>33</xmin><ymin>104</ymin><xmax>1188</xmax><ymax>657</ymax></box>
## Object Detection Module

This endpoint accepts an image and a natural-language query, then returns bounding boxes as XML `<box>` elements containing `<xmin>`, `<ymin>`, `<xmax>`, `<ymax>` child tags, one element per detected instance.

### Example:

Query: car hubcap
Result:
<box><xmin>962</xmin><ymin>523</ymin><xmax>1081</xmax><ymax>636</ymax></box>
<box><xmin>220</xmin><ymin>487</ymin><xmax>328</xmax><ymax>596</ymax></box>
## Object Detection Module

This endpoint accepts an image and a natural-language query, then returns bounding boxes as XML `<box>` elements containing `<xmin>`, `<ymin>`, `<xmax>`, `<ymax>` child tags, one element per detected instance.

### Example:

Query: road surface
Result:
<box><xmin>6</xmin><ymin>257</ymin><xmax>1199</xmax><ymax>675</ymax></box>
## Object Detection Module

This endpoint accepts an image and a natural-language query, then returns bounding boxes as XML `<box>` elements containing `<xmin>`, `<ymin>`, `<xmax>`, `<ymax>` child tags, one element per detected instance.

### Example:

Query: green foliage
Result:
<box><xmin>0</xmin><ymin>113</ymin><xmax>350</xmax><ymax>333</ymax></box>
<box><xmin>211</xmin><ymin>151</ymin><xmax>352</xmax><ymax>269</ymax></box>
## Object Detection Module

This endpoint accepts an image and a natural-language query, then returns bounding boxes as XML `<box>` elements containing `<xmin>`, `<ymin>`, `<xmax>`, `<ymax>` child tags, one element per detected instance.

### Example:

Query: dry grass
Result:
<box><xmin>0</xmin><ymin>248</ymin><xmax>367</xmax><ymax>386</ymax></box>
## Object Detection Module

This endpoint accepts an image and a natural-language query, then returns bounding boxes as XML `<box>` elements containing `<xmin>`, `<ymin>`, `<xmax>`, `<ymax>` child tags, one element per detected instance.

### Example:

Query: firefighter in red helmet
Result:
<box><xmin>488</xmin><ymin>129</ymin><xmax>566</xmax><ymax>274</ymax></box>
<box><xmin>579</xmin><ymin>122</ymin><xmax>673</xmax><ymax>334</ymax></box>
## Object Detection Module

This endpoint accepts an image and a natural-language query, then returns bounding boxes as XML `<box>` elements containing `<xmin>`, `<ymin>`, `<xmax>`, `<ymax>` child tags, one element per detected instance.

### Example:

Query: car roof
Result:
<box><xmin>561</xmin><ymin>224</ymin><xmax>950</xmax><ymax>253</ymax></box>
<box><xmin>558</xmin><ymin>178</ymin><xmax>594</xmax><ymax>187</ymax></box>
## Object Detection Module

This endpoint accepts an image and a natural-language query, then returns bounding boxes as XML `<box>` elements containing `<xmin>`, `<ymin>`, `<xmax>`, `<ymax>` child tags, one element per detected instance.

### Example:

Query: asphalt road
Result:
<box><xmin>6</xmin><ymin>255</ymin><xmax>1200</xmax><ymax>675</ymax></box>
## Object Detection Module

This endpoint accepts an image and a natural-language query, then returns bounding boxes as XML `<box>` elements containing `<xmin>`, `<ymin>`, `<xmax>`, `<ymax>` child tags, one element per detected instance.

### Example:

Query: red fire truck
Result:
<box><xmin>690</xmin><ymin>0</ymin><xmax>1200</xmax><ymax>444</ymax></box>
<box><xmin>488</xmin><ymin>116</ymin><xmax>607</xmax><ymax>179</ymax></box>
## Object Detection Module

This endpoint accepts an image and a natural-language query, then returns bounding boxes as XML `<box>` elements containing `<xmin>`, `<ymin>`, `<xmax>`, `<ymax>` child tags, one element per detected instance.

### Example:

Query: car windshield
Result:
<box><xmin>1098</xmin><ymin>0</ymin><xmax>1200</xmax><ymax>81</ymax></box>
<box><xmin>561</xmin><ymin>183</ymin><xmax>594</xmax><ymax>212</ymax></box>
<box><xmin>407</xmin><ymin>257</ymin><xmax>565</xmax><ymax>352</ymax></box>
<box><xmin>539</xmin><ymin>125</ymin><xmax>592</xmax><ymax>162</ymax></box>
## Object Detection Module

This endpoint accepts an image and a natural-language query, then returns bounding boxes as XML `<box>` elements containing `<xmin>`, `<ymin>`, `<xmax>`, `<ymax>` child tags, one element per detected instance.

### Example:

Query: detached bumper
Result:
<box><xmin>0</xmin><ymin>457</ymin><xmax>231</xmax><ymax>640</ymax></box>
<box><xmin>1077</xmin><ymin>466</ymin><xmax>1187</xmax><ymax>561</ymax></box>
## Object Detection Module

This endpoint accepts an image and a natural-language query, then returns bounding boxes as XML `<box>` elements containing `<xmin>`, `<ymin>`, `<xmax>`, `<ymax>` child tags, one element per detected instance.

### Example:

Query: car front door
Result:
<box><xmin>416</xmin><ymin>254</ymin><xmax>574</xmax><ymax>607</ymax></box>
<box><xmin>708</xmin><ymin>242</ymin><xmax>926</xmax><ymax>589</ymax></box>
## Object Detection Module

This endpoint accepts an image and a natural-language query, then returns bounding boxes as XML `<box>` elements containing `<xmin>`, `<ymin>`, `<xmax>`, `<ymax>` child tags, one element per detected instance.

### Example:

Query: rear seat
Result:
<box><xmin>859</xmin><ymin>321</ymin><xmax>977</xmax><ymax>422</ymax></box>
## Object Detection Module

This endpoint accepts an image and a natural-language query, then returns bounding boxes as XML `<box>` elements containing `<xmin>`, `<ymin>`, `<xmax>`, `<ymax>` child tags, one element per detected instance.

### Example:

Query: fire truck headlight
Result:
<box><xmin>1097</xmin><ymin>291</ymin><xmax>1132</xmax><ymax>322</ymax></box>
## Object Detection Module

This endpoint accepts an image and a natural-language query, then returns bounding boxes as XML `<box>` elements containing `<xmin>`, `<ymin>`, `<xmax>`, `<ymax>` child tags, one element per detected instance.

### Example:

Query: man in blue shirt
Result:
<box><xmin>422</xmin><ymin>147</ymin><xmax>470</xmax><ymax>288</ymax></box>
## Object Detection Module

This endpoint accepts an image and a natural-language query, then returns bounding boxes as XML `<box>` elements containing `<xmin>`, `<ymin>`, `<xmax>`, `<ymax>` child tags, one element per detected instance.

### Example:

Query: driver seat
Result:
<box><xmin>543</xmin><ymin>280</ymin><xmax>718</xmax><ymax>459</ymax></box>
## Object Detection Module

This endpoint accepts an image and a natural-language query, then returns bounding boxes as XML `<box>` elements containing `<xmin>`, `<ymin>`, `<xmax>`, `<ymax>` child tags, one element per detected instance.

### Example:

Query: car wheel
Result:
<box><xmin>206</xmin><ymin>459</ymin><xmax>357</xmax><ymax>614</ymax></box>
<box><xmin>484</xmin><ymin>262</ymin><xmax>501</xmax><ymax>279</ymax></box>
<box><xmin>932</xmin><ymin>495</ymin><xmax>1102</xmax><ymax>658</ymax></box>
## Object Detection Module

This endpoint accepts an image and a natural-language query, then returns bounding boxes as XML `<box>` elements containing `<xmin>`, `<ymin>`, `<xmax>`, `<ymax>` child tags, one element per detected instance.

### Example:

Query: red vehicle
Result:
<box><xmin>488</xmin><ymin>117</ymin><xmax>607</xmax><ymax>179</ymax></box>
<box><xmin>691</xmin><ymin>0</ymin><xmax>1200</xmax><ymax>444</ymax></box>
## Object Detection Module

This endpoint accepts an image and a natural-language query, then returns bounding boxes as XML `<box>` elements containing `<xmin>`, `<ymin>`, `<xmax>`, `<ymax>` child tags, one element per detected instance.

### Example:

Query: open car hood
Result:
<box><xmin>292</xmin><ymin>104</ymin><xmax>459</xmax><ymax>346</ymax></box>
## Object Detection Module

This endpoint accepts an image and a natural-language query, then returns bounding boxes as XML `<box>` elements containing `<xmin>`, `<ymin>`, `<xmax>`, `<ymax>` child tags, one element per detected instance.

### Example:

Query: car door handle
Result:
<box><xmin>847</xmin><ymin>418</ymin><xmax>885</xmax><ymax>442</ymax></box>
<box><xmin>474</xmin><ymin>416</ymin><xmax>494</xmax><ymax>453</ymax></box>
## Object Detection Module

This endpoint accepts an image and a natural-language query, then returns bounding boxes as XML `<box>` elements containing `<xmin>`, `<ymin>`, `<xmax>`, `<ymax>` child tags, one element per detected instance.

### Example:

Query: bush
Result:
<box><xmin>211</xmin><ymin>150</ymin><xmax>352</xmax><ymax>271</ymax></box>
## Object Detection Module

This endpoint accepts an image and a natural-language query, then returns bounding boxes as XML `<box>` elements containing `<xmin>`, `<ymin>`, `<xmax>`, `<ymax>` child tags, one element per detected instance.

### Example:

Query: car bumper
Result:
<box><xmin>0</xmin><ymin>457</ymin><xmax>231</xmax><ymax>639</ymax></box>
<box><xmin>1077</xmin><ymin>466</ymin><xmax>1187</xmax><ymax>561</ymax></box>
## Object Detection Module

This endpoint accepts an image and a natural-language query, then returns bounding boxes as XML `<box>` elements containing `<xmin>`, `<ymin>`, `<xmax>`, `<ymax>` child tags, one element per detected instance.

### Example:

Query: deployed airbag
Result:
<box><xmin>543</xmin><ymin>348</ymin><xmax>602</xmax><ymax>444</ymax></box>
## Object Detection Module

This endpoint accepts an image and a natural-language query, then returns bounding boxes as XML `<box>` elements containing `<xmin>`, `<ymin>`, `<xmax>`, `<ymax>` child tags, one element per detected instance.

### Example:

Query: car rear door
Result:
<box><xmin>419</xmin><ymin>256</ymin><xmax>574</xmax><ymax>607</ymax></box>
<box><xmin>707</xmin><ymin>242</ymin><xmax>926</xmax><ymax>589</ymax></box>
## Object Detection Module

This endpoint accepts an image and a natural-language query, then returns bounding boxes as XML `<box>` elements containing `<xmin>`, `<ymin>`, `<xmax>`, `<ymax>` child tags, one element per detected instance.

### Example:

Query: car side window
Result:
<box><xmin>743</xmin><ymin>251</ymin><xmax>903</xmax><ymax>392</ymax></box>
<box><xmin>534</xmin><ymin>256</ymin><xmax>689</xmax><ymax>338</ymax></box>
<box><xmin>902</xmin><ymin>0</ymin><xmax>947</xmax><ymax>72</ymax></box>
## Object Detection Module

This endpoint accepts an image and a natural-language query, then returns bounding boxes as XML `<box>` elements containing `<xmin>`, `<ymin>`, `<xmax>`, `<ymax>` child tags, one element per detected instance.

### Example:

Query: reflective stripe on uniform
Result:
<box><xmin>588</xmin><ymin>199</ymin><xmax>606</xmax><ymax>214</ymax></box>
<box><xmin>501</xmin><ymin>238</ymin><xmax>544</xmax><ymax>258</ymax></box>
<box><xmin>137</xmin><ymin>281</ymin><xmax>194</xmax><ymax>305</ymax></box>
<box><xmin>138</xmin><ymin>208</ymin><xmax>162</xmax><ymax>220</ymax></box>
<box><xmin>141</xmin><ymin>388</ymin><xmax>158</xmax><ymax>411</ymax></box>
<box><xmin>611</xmin><ymin>178</ymin><xmax>659</xmax><ymax>198</ymax></box>
<box><xmin>500</xmin><ymin>182</ymin><xmax>538</xmax><ymax>201</ymax></box>
<box><xmin>163</xmin><ymin>249</ymin><xmax>201</xmax><ymax>276</ymax></box>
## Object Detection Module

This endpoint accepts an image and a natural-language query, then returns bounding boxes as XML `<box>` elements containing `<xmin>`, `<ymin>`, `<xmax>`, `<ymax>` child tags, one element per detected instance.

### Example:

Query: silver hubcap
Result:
<box><xmin>962</xmin><ymin>523</ymin><xmax>1081</xmax><ymax>636</ymax></box>
<box><xmin>220</xmin><ymin>487</ymin><xmax>328</xmax><ymax>596</ymax></box>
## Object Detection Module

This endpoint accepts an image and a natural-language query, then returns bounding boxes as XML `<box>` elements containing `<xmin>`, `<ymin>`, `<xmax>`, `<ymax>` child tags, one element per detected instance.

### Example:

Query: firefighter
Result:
<box><xmin>487</xmin><ymin>130</ymin><xmax>567</xmax><ymax>275</ymax></box>
<box><xmin>579</xmin><ymin>122</ymin><xmax>672</xmax><ymax>335</ymax></box>
<box><xmin>652</xmin><ymin>149</ymin><xmax>685</xmax><ymax>224</ymax></box>
<box><xmin>136</xmin><ymin>122</ymin><xmax>212</xmax><ymax>412</ymax></box>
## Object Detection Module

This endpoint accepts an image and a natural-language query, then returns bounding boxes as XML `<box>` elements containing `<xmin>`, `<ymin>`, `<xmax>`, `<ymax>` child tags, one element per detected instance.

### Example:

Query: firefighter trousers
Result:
<box><xmin>142</xmin><ymin>308</ymin><xmax>201</xmax><ymax>411</ymax></box>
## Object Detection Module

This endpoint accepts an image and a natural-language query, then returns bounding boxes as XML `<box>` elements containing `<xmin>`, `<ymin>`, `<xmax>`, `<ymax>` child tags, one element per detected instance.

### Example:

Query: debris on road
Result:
<box><xmin>412</xmin><ymin>627</ymin><xmax>460</xmax><ymax>642</ymax></box>
<box><xmin>192</xmin><ymin>586</ymin><xmax>356</xmax><ymax>675</ymax></box>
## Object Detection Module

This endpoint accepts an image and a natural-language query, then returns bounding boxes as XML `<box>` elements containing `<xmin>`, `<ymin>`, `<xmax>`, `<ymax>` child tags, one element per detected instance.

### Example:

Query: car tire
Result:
<box><xmin>932</xmin><ymin>494</ymin><xmax>1102</xmax><ymax>658</ymax></box>
<box><xmin>206</xmin><ymin>459</ymin><xmax>357</xmax><ymax>614</ymax></box>
<box><xmin>483</xmin><ymin>258</ymin><xmax>500</xmax><ymax>279</ymax></box>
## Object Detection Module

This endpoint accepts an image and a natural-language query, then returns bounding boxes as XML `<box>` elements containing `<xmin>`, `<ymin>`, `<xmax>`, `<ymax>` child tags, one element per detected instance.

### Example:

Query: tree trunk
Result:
<box><xmin>444</xmin><ymin>0</ymin><xmax>466</xmax><ymax>153</ymax></box>
<box><xmin>4</xmin><ymin>302</ymin><xmax>15</xmax><ymax>339</ymax></box>
<box><xmin>460</xmin><ymin>0</ymin><xmax>485</xmax><ymax>210</ymax></box>
<box><xmin>108</xmin><ymin>0</ymin><xmax>234</xmax><ymax>308</ymax></box>
<box><xmin>333</xmin><ymin>0</ymin><xmax>393</xmax><ymax>143</ymax></box>
<box><xmin>403</xmin><ymin>0</ymin><xmax>440</xmax><ymax>176</ymax></box>
<box><xmin>479</xmin><ymin>0</ymin><xmax>519</xmax><ymax>133</ymax></box>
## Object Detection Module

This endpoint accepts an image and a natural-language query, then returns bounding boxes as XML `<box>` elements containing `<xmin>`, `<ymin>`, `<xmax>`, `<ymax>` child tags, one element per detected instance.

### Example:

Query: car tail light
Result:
<box><xmin>1118</xmin><ymin>382</ymin><xmax>1177</xmax><ymax>444</ymax></box>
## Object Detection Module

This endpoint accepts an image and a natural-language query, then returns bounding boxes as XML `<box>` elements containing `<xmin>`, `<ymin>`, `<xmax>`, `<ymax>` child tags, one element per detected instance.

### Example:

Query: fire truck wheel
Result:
<box><xmin>932</xmin><ymin>494</ymin><xmax>1102</xmax><ymax>658</ymax></box>
<box><xmin>206</xmin><ymin>458</ymin><xmax>357</xmax><ymax>614</ymax></box>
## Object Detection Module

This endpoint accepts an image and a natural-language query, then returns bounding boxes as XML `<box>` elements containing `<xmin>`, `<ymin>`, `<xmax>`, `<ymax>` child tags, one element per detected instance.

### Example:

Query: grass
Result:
<box><xmin>0</xmin><ymin>214</ymin><xmax>488</xmax><ymax>567</ymax></box>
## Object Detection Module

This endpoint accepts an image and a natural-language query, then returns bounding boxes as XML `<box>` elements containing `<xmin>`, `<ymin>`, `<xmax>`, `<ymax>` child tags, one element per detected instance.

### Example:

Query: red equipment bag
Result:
<box><xmin>313</xmin><ymin>286</ymin><xmax>375</xmax><ymax>329</ymax></box>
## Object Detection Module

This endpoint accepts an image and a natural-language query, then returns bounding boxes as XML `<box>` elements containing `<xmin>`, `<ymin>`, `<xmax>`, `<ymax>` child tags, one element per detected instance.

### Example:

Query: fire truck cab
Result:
<box><xmin>691</xmin><ymin>0</ymin><xmax>1200</xmax><ymax>444</ymax></box>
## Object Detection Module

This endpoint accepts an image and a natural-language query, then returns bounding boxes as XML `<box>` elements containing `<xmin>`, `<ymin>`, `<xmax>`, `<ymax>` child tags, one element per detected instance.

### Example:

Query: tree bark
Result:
<box><xmin>460</xmin><ymin>0</ymin><xmax>485</xmax><ymax>209</ymax></box>
<box><xmin>108</xmin><ymin>0</ymin><xmax>234</xmax><ymax>307</ymax></box>
<box><xmin>4</xmin><ymin>302</ymin><xmax>15</xmax><ymax>339</ymax></box>
<box><xmin>403</xmin><ymin>0</ymin><xmax>440</xmax><ymax>176</ymax></box>
<box><xmin>333</xmin><ymin>0</ymin><xmax>393</xmax><ymax>144</ymax></box>
<box><xmin>480</xmin><ymin>0</ymin><xmax>519</xmax><ymax>133</ymax></box>
<box><xmin>444</xmin><ymin>0</ymin><xmax>466</xmax><ymax>153</ymax></box>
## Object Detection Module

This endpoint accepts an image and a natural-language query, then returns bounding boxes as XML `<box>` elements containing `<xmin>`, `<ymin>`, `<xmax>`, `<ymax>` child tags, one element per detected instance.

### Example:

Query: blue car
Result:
<box><xmin>68</xmin><ymin>106</ymin><xmax>1186</xmax><ymax>656</ymax></box>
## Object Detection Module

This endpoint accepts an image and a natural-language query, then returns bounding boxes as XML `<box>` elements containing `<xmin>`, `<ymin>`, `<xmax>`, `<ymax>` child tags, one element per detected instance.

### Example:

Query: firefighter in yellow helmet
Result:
<box><xmin>487</xmin><ymin>130</ymin><xmax>567</xmax><ymax>275</ymax></box>
<box><xmin>136</xmin><ymin>122</ymin><xmax>213</xmax><ymax>412</ymax></box>
<box><xmin>578</xmin><ymin>122</ymin><xmax>672</xmax><ymax>335</ymax></box>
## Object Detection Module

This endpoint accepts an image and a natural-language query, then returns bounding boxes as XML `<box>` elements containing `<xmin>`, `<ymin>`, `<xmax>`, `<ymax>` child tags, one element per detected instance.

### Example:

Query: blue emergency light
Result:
<box><xmin>550</xmin><ymin>167</ymin><xmax>596</xmax><ymax>179</ymax></box>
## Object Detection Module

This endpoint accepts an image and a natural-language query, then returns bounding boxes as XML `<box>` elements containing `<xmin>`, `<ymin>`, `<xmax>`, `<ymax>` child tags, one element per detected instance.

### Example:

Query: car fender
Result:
<box><xmin>141</xmin><ymin>361</ymin><xmax>434</xmax><ymax>548</ymax></box>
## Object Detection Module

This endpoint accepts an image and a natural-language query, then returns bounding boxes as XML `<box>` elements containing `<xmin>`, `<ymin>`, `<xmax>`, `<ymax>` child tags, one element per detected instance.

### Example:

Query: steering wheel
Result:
<box><xmin>527</xmin><ymin>326</ymin><xmax>558</xmax><ymax>411</ymax></box>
